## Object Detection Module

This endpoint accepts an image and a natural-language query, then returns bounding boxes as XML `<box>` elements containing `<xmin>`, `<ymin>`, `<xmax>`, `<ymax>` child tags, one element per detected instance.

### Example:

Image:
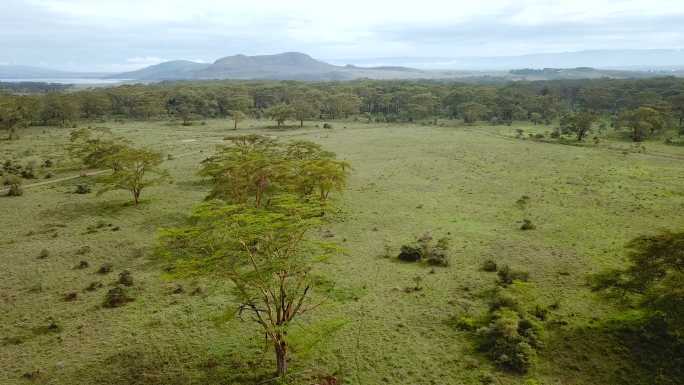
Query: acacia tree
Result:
<box><xmin>159</xmin><ymin>197</ymin><xmax>336</xmax><ymax>377</ymax></box>
<box><xmin>96</xmin><ymin>146</ymin><xmax>170</xmax><ymax>205</ymax></box>
<box><xmin>459</xmin><ymin>102</ymin><xmax>488</xmax><ymax>124</ymax></box>
<box><xmin>0</xmin><ymin>98</ymin><xmax>31</xmax><ymax>140</ymax></box>
<box><xmin>200</xmin><ymin>135</ymin><xmax>285</xmax><ymax>207</ymax></box>
<box><xmin>69</xmin><ymin>127</ymin><xmax>169</xmax><ymax>205</ymax></box>
<box><xmin>265</xmin><ymin>103</ymin><xmax>295</xmax><ymax>128</ymax></box>
<box><xmin>617</xmin><ymin>107</ymin><xmax>666</xmax><ymax>142</ymax></box>
<box><xmin>229</xmin><ymin>110</ymin><xmax>247</xmax><ymax>130</ymax></box>
<box><xmin>291</xmin><ymin>93</ymin><xmax>320</xmax><ymax>128</ymax></box>
<box><xmin>201</xmin><ymin>136</ymin><xmax>350</xmax><ymax>209</ymax></box>
<box><xmin>68</xmin><ymin>127</ymin><xmax>128</xmax><ymax>169</ymax></box>
<box><xmin>561</xmin><ymin>111</ymin><xmax>597</xmax><ymax>141</ymax></box>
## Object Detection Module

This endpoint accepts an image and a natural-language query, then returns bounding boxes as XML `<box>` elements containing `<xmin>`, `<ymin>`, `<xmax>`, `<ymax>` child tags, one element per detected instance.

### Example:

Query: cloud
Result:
<box><xmin>1</xmin><ymin>0</ymin><xmax>683</xmax><ymax>71</ymax></box>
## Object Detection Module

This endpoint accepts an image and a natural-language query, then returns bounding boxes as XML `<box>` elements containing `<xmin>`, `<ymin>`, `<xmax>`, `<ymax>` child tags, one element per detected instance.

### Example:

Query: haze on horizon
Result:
<box><xmin>2</xmin><ymin>0</ymin><xmax>684</xmax><ymax>72</ymax></box>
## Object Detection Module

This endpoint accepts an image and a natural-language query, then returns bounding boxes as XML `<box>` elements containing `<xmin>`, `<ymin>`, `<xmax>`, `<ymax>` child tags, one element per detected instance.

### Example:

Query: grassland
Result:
<box><xmin>1</xmin><ymin>119</ymin><xmax>683</xmax><ymax>385</ymax></box>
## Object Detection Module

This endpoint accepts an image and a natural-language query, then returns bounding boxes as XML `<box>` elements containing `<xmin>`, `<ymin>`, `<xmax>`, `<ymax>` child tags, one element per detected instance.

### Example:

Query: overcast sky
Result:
<box><xmin>2</xmin><ymin>0</ymin><xmax>684</xmax><ymax>72</ymax></box>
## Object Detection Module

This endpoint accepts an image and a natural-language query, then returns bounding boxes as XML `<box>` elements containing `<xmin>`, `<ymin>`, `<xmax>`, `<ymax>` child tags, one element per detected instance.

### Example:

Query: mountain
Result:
<box><xmin>109</xmin><ymin>60</ymin><xmax>210</xmax><ymax>80</ymax></box>
<box><xmin>195</xmin><ymin>52</ymin><xmax>338</xmax><ymax>79</ymax></box>
<box><xmin>110</xmin><ymin>52</ymin><xmax>470</xmax><ymax>81</ymax></box>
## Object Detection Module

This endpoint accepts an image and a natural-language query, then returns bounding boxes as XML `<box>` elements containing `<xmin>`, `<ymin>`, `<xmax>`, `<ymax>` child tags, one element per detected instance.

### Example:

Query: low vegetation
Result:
<box><xmin>1</xmin><ymin>77</ymin><xmax>683</xmax><ymax>385</ymax></box>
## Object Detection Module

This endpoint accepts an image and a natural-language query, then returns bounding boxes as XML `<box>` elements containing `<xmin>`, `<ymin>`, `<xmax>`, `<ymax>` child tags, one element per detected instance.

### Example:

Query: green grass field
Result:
<box><xmin>2</xmin><ymin>120</ymin><xmax>683</xmax><ymax>385</ymax></box>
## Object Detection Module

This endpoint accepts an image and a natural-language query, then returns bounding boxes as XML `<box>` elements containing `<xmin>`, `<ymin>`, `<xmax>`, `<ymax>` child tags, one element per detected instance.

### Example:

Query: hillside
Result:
<box><xmin>109</xmin><ymin>60</ymin><xmax>210</xmax><ymax>80</ymax></box>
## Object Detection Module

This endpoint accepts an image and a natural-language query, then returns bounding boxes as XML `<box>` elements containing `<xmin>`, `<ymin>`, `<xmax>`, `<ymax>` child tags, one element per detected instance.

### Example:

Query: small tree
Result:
<box><xmin>560</xmin><ymin>112</ymin><xmax>597</xmax><ymax>141</ymax></box>
<box><xmin>0</xmin><ymin>99</ymin><xmax>32</xmax><ymax>140</ymax></box>
<box><xmin>159</xmin><ymin>198</ymin><xmax>336</xmax><ymax>377</ymax></box>
<box><xmin>617</xmin><ymin>107</ymin><xmax>666</xmax><ymax>142</ymax></box>
<box><xmin>265</xmin><ymin>103</ymin><xmax>295</xmax><ymax>128</ymax></box>
<box><xmin>229</xmin><ymin>110</ymin><xmax>247</xmax><ymax>130</ymax></box>
<box><xmin>291</xmin><ymin>97</ymin><xmax>319</xmax><ymax>128</ymax></box>
<box><xmin>96</xmin><ymin>146</ymin><xmax>169</xmax><ymax>205</ymax></box>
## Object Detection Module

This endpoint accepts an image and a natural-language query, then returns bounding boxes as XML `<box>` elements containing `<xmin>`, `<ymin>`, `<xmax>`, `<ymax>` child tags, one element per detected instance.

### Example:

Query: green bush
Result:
<box><xmin>497</xmin><ymin>265</ymin><xmax>530</xmax><ymax>286</ymax></box>
<box><xmin>397</xmin><ymin>233</ymin><xmax>450</xmax><ymax>266</ymax></box>
<box><xmin>75</xmin><ymin>184</ymin><xmax>91</xmax><ymax>194</ymax></box>
<box><xmin>482</xmin><ymin>259</ymin><xmax>498</xmax><ymax>272</ymax></box>
<box><xmin>4</xmin><ymin>175</ymin><xmax>23</xmax><ymax>197</ymax></box>
<box><xmin>476</xmin><ymin>308</ymin><xmax>541</xmax><ymax>373</ymax></box>
<box><xmin>520</xmin><ymin>219</ymin><xmax>536</xmax><ymax>230</ymax></box>
<box><xmin>398</xmin><ymin>245</ymin><xmax>422</xmax><ymax>262</ymax></box>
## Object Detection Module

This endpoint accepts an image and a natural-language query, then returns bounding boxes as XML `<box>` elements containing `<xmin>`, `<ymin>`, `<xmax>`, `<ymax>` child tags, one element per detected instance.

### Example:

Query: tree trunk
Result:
<box><xmin>300</xmin><ymin>119</ymin><xmax>303</xmax><ymax>128</ymax></box>
<box><xmin>234</xmin><ymin>119</ymin><xmax>238</xmax><ymax>130</ymax></box>
<box><xmin>275</xmin><ymin>342</ymin><xmax>288</xmax><ymax>377</ymax></box>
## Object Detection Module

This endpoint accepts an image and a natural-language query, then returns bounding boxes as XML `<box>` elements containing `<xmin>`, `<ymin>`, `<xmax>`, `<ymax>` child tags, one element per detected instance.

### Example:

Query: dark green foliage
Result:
<box><xmin>38</xmin><ymin>249</ymin><xmax>49</xmax><ymax>259</ymax></box>
<box><xmin>75</xmin><ymin>184</ymin><xmax>91</xmax><ymax>194</ymax></box>
<box><xmin>497</xmin><ymin>265</ymin><xmax>530</xmax><ymax>286</ymax></box>
<box><xmin>475</xmin><ymin>290</ymin><xmax>542</xmax><ymax>374</ymax></box>
<box><xmin>398</xmin><ymin>245</ymin><xmax>422</xmax><ymax>262</ymax></box>
<box><xmin>397</xmin><ymin>233</ymin><xmax>450</xmax><ymax>266</ymax></box>
<box><xmin>97</xmin><ymin>263</ymin><xmax>113</xmax><ymax>274</ymax></box>
<box><xmin>520</xmin><ymin>219</ymin><xmax>535</xmax><ymax>230</ymax></box>
<box><xmin>591</xmin><ymin>230</ymin><xmax>684</xmax><ymax>337</ymax></box>
<box><xmin>4</xmin><ymin>175</ymin><xmax>23</xmax><ymax>196</ymax></box>
<box><xmin>323</xmin><ymin>123</ymin><xmax>333</xmax><ymax>129</ymax></box>
<box><xmin>103</xmin><ymin>286</ymin><xmax>133</xmax><ymax>308</ymax></box>
<box><xmin>117</xmin><ymin>270</ymin><xmax>133</xmax><ymax>286</ymax></box>
<box><xmin>482</xmin><ymin>259</ymin><xmax>498</xmax><ymax>272</ymax></box>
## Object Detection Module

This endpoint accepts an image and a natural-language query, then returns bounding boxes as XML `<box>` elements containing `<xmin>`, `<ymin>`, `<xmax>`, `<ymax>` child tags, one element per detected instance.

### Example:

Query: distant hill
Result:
<box><xmin>109</xmin><ymin>52</ymin><xmax>484</xmax><ymax>81</ymax></box>
<box><xmin>108</xmin><ymin>60</ymin><xmax>210</xmax><ymax>80</ymax></box>
<box><xmin>4</xmin><ymin>50</ymin><xmax>684</xmax><ymax>83</ymax></box>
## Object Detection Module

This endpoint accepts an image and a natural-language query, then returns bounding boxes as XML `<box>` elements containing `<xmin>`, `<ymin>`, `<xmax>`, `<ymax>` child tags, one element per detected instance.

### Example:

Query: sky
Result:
<box><xmin>1</xmin><ymin>0</ymin><xmax>684</xmax><ymax>72</ymax></box>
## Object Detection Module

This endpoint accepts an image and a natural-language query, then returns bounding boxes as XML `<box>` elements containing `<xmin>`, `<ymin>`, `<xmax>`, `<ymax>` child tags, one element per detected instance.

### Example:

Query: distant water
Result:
<box><xmin>0</xmin><ymin>78</ymin><xmax>126</xmax><ymax>85</ymax></box>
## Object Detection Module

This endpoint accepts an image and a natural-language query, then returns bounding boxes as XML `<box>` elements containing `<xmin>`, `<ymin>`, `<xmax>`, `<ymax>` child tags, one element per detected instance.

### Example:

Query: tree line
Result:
<box><xmin>2</xmin><ymin>77</ymin><xmax>684</xmax><ymax>140</ymax></box>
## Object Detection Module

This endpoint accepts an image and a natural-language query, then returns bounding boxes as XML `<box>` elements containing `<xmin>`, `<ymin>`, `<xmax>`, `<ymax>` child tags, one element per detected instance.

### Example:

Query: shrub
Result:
<box><xmin>482</xmin><ymin>259</ymin><xmax>498</xmax><ymax>272</ymax></box>
<box><xmin>38</xmin><ymin>249</ymin><xmax>50</xmax><ymax>259</ymax></box>
<box><xmin>497</xmin><ymin>265</ymin><xmax>529</xmax><ymax>286</ymax></box>
<box><xmin>103</xmin><ymin>286</ymin><xmax>133</xmax><ymax>308</ymax></box>
<box><xmin>454</xmin><ymin>315</ymin><xmax>478</xmax><ymax>331</ymax></box>
<box><xmin>21</xmin><ymin>161</ymin><xmax>36</xmax><ymax>179</ymax></box>
<box><xmin>397</xmin><ymin>233</ymin><xmax>451</xmax><ymax>266</ymax></box>
<box><xmin>476</xmin><ymin>308</ymin><xmax>541</xmax><ymax>373</ymax></box>
<box><xmin>117</xmin><ymin>270</ymin><xmax>133</xmax><ymax>286</ymax></box>
<box><xmin>97</xmin><ymin>263</ymin><xmax>113</xmax><ymax>274</ymax></box>
<box><xmin>7</xmin><ymin>182</ymin><xmax>23</xmax><ymax>197</ymax></box>
<box><xmin>323</xmin><ymin>123</ymin><xmax>333</xmax><ymax>129</ymax></box>
<box><xmin>3</xmin><ymin>175</ymin><xmax>23</xmax><ymax>196</ymax></box>
<box><xmin>398</xmin><ymin>245</ymin><xmax>422</xmax><ymax>262</ymax></box>
<box><xmin>520</xmin><ymin>219</ymin><xmax>535</xmax><ymax>230</ymax></box>
<box><xmin>425</xmin><ymin>237</ymin><xmax>450</xmax><ymax>266</ymax></box>
<box><xmin>75</xmin><ymin>184</ymin><xmax>91</xmax><ymax>194</ymax></box>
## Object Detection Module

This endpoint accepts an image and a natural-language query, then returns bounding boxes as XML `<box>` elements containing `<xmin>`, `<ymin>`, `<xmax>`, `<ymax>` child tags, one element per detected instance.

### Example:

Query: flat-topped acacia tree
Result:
<box><xmin>200</xmin><ymin>135</ymin><xmax>350</xmax><ymax>209</ymax></box>
<box><xmin>96</xmin><ymin>146</ymin><xmax>170</xmax><ymax>205</ymax></box>
<box><xmin>69</xmin><ymin>127</ymin><xmax>169</xmax><ymax>205</ymax></box>
<box><xmin>158</xmin><ymin>197</ymin><xmax>336</xmax><ymax>377</ymax></box>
